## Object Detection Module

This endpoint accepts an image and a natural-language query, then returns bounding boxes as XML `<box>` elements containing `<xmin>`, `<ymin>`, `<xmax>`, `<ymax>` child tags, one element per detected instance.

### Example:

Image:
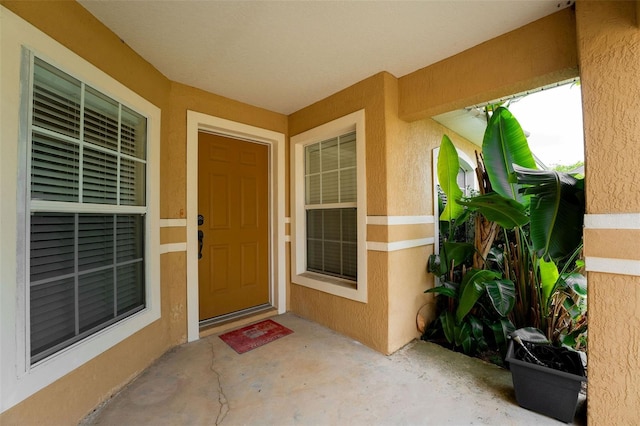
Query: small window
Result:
<box><xmin>290</xmin><ymin>110</ymin><xmax>367</xmax><ymax>303</ymax></box>
<box><xmin>456</xmin><ymin>163</ymin><xmax>476</xmax><ymax>197</ymax></box>
<box><xmin>27</xmin><ymin>58</ymin><xmax>147</xmax><ymax>364</ymax></box>
<box><xmin>304</xmin><ymin>132</ymin><xmax>357</xmax><ymax>280</ymax></box>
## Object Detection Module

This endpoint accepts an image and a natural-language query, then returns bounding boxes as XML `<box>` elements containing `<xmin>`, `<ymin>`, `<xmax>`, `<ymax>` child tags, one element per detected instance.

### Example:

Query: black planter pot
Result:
<box><xmin>505</xmin><ymin>341</ymin><xmax>586</xmax><ymax>423</ymax></box>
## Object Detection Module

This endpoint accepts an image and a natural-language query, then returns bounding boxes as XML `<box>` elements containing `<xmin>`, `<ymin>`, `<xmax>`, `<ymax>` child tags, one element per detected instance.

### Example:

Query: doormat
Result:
<box><xmin>219</xmin><ymin>319</ymin><xmax>293</xmax><ymax>354</ymax></box>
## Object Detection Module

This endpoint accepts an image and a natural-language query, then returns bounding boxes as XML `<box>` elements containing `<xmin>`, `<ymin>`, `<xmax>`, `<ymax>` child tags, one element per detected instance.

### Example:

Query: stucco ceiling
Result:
<box><xmin>78</xmin><ymin>1</ymin><xmax>574</xmax><ymax>115</ymax></box>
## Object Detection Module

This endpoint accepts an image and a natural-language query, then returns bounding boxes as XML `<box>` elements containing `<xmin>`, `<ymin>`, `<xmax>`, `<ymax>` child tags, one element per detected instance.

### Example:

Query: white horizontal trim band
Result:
<box><xmin>366</xmin><ymin>215</ymin><xmax>435</xmax><ymax>225</ymax></box>
<box><xmin>160</xmin><ymin>243</ymin><xmax>187</xmax><ymax>254</ymax></box>
<box><xmin>367</xmin><ymin>237</ymin><xmax>435</xmax><ymax>252</ymax></box>
<box><xmin>584</xmin><ymin>213</ymin><xmax>640</xmax><ymax>229</ymax></box>
<box><xmin>585</xmin><ymin>257</ymin><xmax>640</xmax><ymax>277</ymax></box>
<box><xmin>285</xmin><ymin>235</ymin><xmax>291</xmax><ymax>243</ymax></box>
<box><xmin>160</xmin><ymin>218</ymin><xmax>187</xmax><ymax>227</ymax></box>
<box><xmin>284</xmin><ymin>217</ymin><xmax>291</xmax><ymax>224</ymax></box>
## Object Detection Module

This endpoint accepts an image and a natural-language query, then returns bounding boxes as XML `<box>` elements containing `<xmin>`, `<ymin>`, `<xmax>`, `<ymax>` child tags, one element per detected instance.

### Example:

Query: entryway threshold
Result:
<box><xmin>198</xmin><ymin>304</ymin><xmax>277</xmax><ymax>338</ymax></box>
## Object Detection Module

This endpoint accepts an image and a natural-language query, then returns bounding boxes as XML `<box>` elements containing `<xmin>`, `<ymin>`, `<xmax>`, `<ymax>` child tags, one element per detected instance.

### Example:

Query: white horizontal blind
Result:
<box><xmin>304</xmin><ymin>132</ymin><xmax>357</xmax><ymax>280</ymax></box>
<box><xmin>31</xmin><ymin>59</ymin><xmax>146</xmax><ymax>205</ymax></box>
<box><xmin>28</xmin><ymin>57</ymin><xmax>147</xmax><ymax>364</ymax></box>
<box><xmin>31</xmin><ymin>61</ymin><xmax>81</xmax><ymax>201</ymax></box>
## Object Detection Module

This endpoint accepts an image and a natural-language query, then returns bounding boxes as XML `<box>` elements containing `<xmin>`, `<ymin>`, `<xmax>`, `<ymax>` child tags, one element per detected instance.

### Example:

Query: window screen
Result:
<box><xmin>28</xmin><ymin>58</ymin><xmax>147</xmax><ymax>363</ymax></box>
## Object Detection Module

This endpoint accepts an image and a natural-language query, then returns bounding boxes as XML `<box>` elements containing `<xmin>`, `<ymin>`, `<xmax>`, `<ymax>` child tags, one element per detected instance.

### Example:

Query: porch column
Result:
<box><xmin>576</xmin><ymin>1</ymin><xmax>640</xmax><ymax>423</ymax></box>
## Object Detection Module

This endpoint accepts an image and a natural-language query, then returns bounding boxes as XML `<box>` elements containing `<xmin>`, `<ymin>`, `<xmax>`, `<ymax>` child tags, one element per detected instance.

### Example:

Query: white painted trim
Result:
<box><xmin>160</xmin><ymin>243</ymin><xmax>187</xmax><ymax>254</ymax></box>
<box><xmin>290</xmin><ymin>110</ymin><xmax>367</xmax><ymax>303</ymax></box>
<box><xmin>30</xmin><ymin>200</ymin><xmax>146</xmax><ymax>215</ymax></box>
<box><xmin>186</xmin><ymin>111</ymin><xmax>286</xmax><ymax>342</ymax></box>
<box><xmin>306</xmin><ymin>202</ymin><xmax>356</xmax><ymax>210</ymax></box>
<box><xmin>584</xmin><ymin>213</ymin><xmax>640</xmax><ymax>229</ymax></box>
<box><xmin>367</xmin><ymin>237</ymin><xmax>435</xmax><ymax>252</ymax></box>
<box><xmin>160</xmin><ymin>218</ymin><xmax>187</xmax><ymax>228</ymax></box>
<box><xmin>285</xmin><ymin>235</ymin><xmax>291</xmax><ymax>243</ymax></box>
<box><xmin>1</xmin><ymin>8</ymin><xmax>161</xmax><ymax>412</ymax></box>
<box><xmin>585</xmin><ymin>257</ymin><xmax>640</xmax><ymax>277</ymax></box>
<box><xmin>366</xmin><ymin>215</ymin><xmax>435</xmax><ymax>226</ymax></box>
<box><xmin>284</xmin><ymin>217</ymin><xmax>291</xmax><ymax>224</ymax></box>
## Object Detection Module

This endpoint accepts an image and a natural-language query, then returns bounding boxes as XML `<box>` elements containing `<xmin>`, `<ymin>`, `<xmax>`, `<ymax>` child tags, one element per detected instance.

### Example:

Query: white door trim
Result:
<box><xmin>186</xmin><ymin>111</ymin><xmax>286</xmax><ymax>342</ymax></box>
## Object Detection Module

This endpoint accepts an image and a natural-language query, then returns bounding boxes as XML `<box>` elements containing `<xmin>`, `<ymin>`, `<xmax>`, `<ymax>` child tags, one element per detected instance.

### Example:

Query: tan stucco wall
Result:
<box><xmin>384</xmin><ymin>116</ymin><xmax>478</xmax><ymax>352</ymax></box>
<box><xmin>398</xmin><ymin>7</ymin><xmax>578</xmax><ymax>121</ymax></box>
<box><xmin>577</xmin><ymin>1</ymin><xmax>640</xmax><ymax>214</ymax></box>
<box><xmin>160</xmin><ymin>227</ymin><xmax>187</xmax><ymax>245</ymax></box>
<box><xmin>576</xmin><ymin>1</ymin><xmax>640</xmax><ymax>423</ymax></box>
<box><xmin>387</xmin><ymin>246</ymin><xmax>433</xmax><ymax>352</ymax></box>
<box><xmin>382</xmin><ymin>70</ymin><xmax>480</xmax><ymax>352</ymax></box>
<box><xmin>287</xmin><ymin>70</ymin><xmax>480</xmax><ymax>354</ymax></box>
<box><xmin>587</xmin><ymin>272</ymin><xmax>640</xmax><ymax>424</ymax></box>
<box><xmin>289</xmin><ymin>73</ymin><xmax>389</xmax><ymax>215</ymax></box>
<box><xmin>367</xmin><ymin>224</ymin><xmax>434</xmax><ymax>243</ymax></box>
<box><xmin>288</xmin><ymin>73</ymin><xmax>390</xmax><ymax>352</ymax></box>
<box><xmin>584</xmin><ymin>229</ymin><xmax>640</xmax><ymax>261</ymax></box>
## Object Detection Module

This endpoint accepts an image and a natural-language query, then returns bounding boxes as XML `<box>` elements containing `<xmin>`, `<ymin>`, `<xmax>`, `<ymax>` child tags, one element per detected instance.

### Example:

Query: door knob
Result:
<box><xmin>198</xmin><ymin>230</ymin><xmax>204</xmax><ymax>259</ymax></box>
<box><xmin>197</xmin><ymin>214</ymin><xmax>204</xmax><ymax>260</ymax></box>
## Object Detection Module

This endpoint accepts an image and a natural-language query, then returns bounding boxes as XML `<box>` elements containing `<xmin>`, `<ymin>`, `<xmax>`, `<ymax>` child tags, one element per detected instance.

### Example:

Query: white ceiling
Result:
<box><xmin>78</xmin><ymin>1</ymin><xmax>573</xmax><ymax>115</ymax></box>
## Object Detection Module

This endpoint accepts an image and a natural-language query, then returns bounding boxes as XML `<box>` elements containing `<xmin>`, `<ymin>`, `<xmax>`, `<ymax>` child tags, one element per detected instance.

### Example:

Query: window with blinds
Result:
<box><xmin>28</xmin><ymin>58</ymin><xmax>147</xmax><ymax>364</ymax></box>
<box><xmin>304</xmin><ymin>131</ymin><xmax>357</xmax><ymax>280</ymax></box>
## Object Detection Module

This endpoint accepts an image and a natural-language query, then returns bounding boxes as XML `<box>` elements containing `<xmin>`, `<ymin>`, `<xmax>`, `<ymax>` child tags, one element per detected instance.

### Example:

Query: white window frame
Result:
<box><xmin>0</xmin><ymin>7</ymin><xmax>161</xmax><ymax>412</ymax></box>
<box><xmin>290</xmin><ymin>110</ymin><xmax>367</xmax><ymax>303</ymax></box>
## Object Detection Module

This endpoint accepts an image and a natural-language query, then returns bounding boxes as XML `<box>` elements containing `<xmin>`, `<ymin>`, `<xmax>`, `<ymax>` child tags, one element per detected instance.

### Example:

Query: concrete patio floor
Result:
<box><xmin>81</xmin><ymin>313</ymin><xmax>586</xmax><ymax>425</ymax></box>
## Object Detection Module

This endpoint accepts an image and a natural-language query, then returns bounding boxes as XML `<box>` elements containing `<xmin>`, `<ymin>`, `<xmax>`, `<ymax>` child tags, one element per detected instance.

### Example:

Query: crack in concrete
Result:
<box><xmin>208</xmin><ymin>341</ymin><xmax>229</xmax><ymax>425</ymax></box>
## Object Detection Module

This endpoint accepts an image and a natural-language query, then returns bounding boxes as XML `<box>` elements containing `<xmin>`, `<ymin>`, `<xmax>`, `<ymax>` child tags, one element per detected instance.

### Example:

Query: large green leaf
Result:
<box><xmin>513</xmin><ymin>165</ymin><xmax>585</xmax><ymax>259</ymax></box>
<box><xmin>489</xmin><ymin>318</ymin><xmax>516</xmax><ymax>356</ymax></box>
<box><xmin>438</xmin><ymin>135</ymin><xmax>465</xmax><ymax>223</ymax></box>
<box><xmin>559</xmin><ymin>272</ymin><xmax>587</xmax><ymax>298</ymax></box>
<box><xmin>442</xmin><ymin>242</ymin><xmax>475</xmax><ymax>270</ymax></box>
<box><xmin>562</xmin><ymin>298</ymin><xmax>584</xmax><ymax>321</ymax></box>
<box><xmin>486</xmin><ymin>246</ymin><xmax>505</xmax><ymax>269</ymax></box>
<box><xmin>453</xmin><ymin>321</ymin><xmax>472</xmax><ymax>350</ymax></box>
<box><xmin>482</xmin><ymin>107</ymin><xmax>536</xmax><ymax>203</ymax></box>
<box><xmin>424</xmin><ymin>285</ymin><xmax>457</xmax><ymax>298</ymax></box>
<box><xmin>457</xmin><ymin>193</ymin><xmax>529</xmax><ymax>229</ymax></box>
<box><xmin>560</xmin><ymin>326</ymin><xmax>587</xmax><ymax>349</ymax></box>
<box><xmin>539</xmin><ymin>258</ymin><xmax>559</xmax><ymax>304</ymax></box>
<box><xmin>485</xmin><ymin>279</ymin><xmax>516</xmax><ymax>317</ymax></box>
<box><xmin>456</xmin><ymin>269</ymin><xmax>501</xmax><ymax>322</ymax></box>
<box><xmin>429</xmin><ymin>243</ymin><xmax>473</xmax><ymax>279</ymax></box>
<box><xmin>440</xmin><ymin>311</ymin><xmax>456</xmax><ymax>344</ymax></box>
<box><xmin>468</xmin><ymin>315</ymin><xmax>488</xmax><ymax>352</ymax></box>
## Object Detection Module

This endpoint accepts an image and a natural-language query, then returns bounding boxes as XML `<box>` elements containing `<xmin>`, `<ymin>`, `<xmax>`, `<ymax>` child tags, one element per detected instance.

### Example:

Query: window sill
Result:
<box><xmin>301</xmin><ymin>271</ymin><xmax>356</xmax><ymax>289</ymax></box>
<box><xmin>292</xmin><ymin>271</ymin><xmax>366</xmax><ymax>303</ymax></box>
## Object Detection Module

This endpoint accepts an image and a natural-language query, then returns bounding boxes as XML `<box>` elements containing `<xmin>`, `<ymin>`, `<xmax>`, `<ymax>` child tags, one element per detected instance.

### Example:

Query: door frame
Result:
<box><xmin>186</xmin><ymin>111</ymin><xmax>286</xmax><ymax>342</ymax></box>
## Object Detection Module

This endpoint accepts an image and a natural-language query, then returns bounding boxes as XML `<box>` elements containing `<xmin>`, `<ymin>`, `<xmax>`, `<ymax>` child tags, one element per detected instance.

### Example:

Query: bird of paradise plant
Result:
<box><xmin>425</xmin><ymin>106</ymin><xmax>587</xmax><ymax>356</ymax></box>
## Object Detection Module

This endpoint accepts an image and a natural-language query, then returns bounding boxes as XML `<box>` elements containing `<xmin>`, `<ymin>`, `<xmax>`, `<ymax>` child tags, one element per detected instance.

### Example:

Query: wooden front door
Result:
<box><xmin>197</xmin><ymin>132</ymin><xmax>270</xmax><ymax>320</ymax></box>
